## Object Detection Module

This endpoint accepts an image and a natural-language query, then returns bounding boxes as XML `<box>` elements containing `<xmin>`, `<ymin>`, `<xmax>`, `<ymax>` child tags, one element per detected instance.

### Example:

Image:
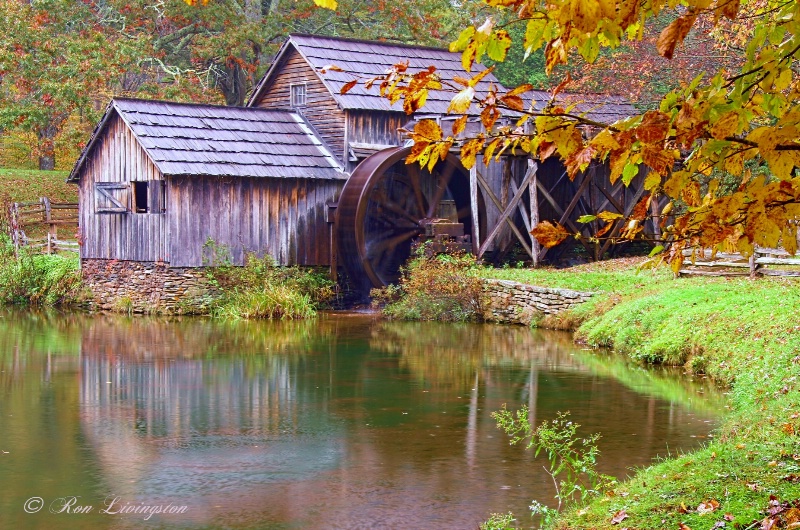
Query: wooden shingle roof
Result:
<box><xmin>68</xmin><ymin>98</ymin><xmax>345</xmax><ymax>182</ymax></box>
<box><xmin>249</xmin><ymin>34</ymin><xmax>502</xmax><ymax>115</ymax></box>
<box><xmin>249</xmin><ymin>34</ymin><xmax>637</xmax><ymax>124</ymax></box>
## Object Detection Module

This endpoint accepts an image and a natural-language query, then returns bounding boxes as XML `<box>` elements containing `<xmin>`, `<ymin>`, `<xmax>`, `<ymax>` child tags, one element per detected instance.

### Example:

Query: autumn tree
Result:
<box><xmin>0</xmin><ymin>0</ymin><xmax>148</xmax><ymax>169</ymax></box>
<box><xmin>331</xmin><ymin>0</ymin><xmax>799</xmax><ymax>269</ymax></box>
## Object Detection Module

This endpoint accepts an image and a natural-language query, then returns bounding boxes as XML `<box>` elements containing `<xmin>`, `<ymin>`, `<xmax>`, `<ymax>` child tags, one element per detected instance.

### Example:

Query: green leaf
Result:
<box><xmin>648</xmin><ymin>245</ymin><xmax>665</xmax><ymax>257</ymax></box>
<box><xmin>622</xmin><ymin>161</ymin><xmax>639</xmax><ymax>185</ymax></box>
<box><xmin>577</xmin><ymin>214</ymin><xmax>598</xmax><ymax>223</ymax></box>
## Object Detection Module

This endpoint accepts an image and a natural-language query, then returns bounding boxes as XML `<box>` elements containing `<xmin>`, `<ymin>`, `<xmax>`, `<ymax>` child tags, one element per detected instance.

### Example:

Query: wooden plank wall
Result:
<box><xmin>168</xmin><ymin>175</ymin><xmax>341</xmax><ymax>267</ymax></box>
<box><xmin>345</xmin><ymin>110</ymin><xmax>408</xmax><ymax>171</ymax></box>
<box><xmin>78</xmin><ymin>115</ymin><xmax>168</xmax><ymax>262</ymax></box>
<box><xmin>252</xmin><ymin>47</ymin><xmax>347</xmax><ymax>163</ymax></box>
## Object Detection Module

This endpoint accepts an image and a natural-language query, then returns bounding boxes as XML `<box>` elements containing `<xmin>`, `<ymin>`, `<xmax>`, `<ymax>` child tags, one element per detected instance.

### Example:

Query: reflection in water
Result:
<box><xmin>0</xmin><ymin>311</ymin><xmax>724</xmax><ymax>529</ymax></box>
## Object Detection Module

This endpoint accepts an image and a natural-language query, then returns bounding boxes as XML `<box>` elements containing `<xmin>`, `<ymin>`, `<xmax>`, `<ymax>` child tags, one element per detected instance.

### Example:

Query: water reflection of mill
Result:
<box><xmin>67</xmin><ymin>314</ymin><xmax>725</xmax><ymax>527</ymax></box>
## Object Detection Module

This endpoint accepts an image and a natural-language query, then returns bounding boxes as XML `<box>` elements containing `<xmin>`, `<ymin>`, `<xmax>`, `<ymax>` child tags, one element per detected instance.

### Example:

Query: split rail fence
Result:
<box><xmin>8</xmin><ymin>197</ymin><xmax>79</xmax><ymax>255</ymax></box>
<box><xmin>679</xmin><ymin>247</ymin><xmax>800</xmax><ymax>278</ymax></box>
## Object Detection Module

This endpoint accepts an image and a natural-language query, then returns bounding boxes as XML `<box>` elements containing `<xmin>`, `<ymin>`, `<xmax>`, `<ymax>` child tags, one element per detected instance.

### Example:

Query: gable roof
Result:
<box><xmin>68</xmin><ymin>98</ymin><xmax>345</xmax><ymax>182</ymax></box>
<box><xmin>249</xmin><ymin>34</ymin><xmax>636</xmax><ymax>124</ymax></box>
<box><xmin>248</xmin><ymin>34</ymin><xmax>502</xmax><ymax>115</ymax></box>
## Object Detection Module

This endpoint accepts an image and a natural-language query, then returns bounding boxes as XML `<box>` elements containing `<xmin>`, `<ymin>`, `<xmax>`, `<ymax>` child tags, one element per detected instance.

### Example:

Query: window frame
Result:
<box><xmin>290</xmin><ymin>83</ymin><xmax>307</xmax><ymax>107</ymax></box>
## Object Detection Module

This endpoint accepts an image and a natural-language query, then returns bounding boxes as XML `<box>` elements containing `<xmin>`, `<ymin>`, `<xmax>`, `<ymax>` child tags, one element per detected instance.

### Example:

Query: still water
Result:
<box><xmin>0</xmin><ymin>311</ymin><xmax>723</xmax><ymax>529</ymax></box>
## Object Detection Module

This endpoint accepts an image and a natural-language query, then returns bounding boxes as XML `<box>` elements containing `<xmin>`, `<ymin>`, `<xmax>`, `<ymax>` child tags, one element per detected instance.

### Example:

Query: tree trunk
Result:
<box><xmin>37</xmin><ymin>122</ymin><xmax>58</xmax><ymax>171</ymax></box>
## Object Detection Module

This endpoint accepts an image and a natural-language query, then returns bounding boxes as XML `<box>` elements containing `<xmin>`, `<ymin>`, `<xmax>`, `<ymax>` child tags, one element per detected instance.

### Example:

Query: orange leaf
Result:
<box><xmin>637</xmin><ymin>111</ymin><xmax>671</xmax><ymax>144</ymax></box>
<box><xmin>507</xmin><ymin>83</ymin><xmax>534</xmax><ymax>97</ymax></box>
<box><xmin>452</xmin><ymin>115</ymin><xmax>468</xmax><ymax>136</ymax></box>
<box><xmin>631</xmin><ymin>194</ymin><xmax>651</xmax><ymax>221</ymax></box>
<box><xmin>481</xmin><ymin>105</ymin><xmax>500</xmax><ymax>131</ymax></box>
<box><xmin>565</xmin><ymin>145</ymin><xmax>597</xmax><ymax>178</ymax></box>
<box><xmin>717</xmin><ymin>0</ymin><xmax>740</xmax><ymax>20</ymax></box>
<box><xmin>501</xmin><ymin>94</ymin><xmax>525</xmax><ymax>111</ymax></box>
<box><xmin>531</xmin><ymin>221</ymin><xmax>569</xmax><ymax>248</ymax></box>
<box><xmin>340</xmin><ymin>79</ymin><xmax>358</xmax><ymax>95</ymax></box>
<box><xmin>551</xmin><ymin>72</ymin><xmax>572</xmax><ymax>98</ymax></box>
<box><xmin>656</xmin><ymin>14</ymin><xmax>697</xmax><ymax>60</ymax></box>
<box><xmin>544</xmin><ymin>38</ymin><xmax>566</xmax><ymax>74</ymax></box>
<box><xmin>642</xmin><ymin>145</ymin><xmax>675</xmax><ymax>175</ymax></box>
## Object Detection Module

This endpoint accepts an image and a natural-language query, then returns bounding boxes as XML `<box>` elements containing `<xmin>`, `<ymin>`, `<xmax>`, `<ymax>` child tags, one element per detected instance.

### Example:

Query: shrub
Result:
<box><xmin>0</xmin><ymin>233</ymin><xmax>83</xmax><ymax>306</ymax></box>
<box><xmin>374</xmin><ymin>244</ymin><xmax>487</xmax><ymax>322</ymax></box>
<box><xmin>207</xmin><ymin>253</ymin><xmax>335</xmax><ymax>320</ymax></box>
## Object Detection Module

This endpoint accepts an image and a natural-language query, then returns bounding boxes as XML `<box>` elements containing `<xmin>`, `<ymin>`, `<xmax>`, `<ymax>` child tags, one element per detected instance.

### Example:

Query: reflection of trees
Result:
<box><xmin>373</xmin><ymin>321</ymin><xmax>588</xmax><ymax>390</ymax></box>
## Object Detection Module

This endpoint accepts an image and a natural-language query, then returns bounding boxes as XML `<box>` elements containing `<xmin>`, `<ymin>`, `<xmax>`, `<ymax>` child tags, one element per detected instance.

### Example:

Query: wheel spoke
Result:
<box><xmin>371</xmin><ymin>189</ymin><xmax>422</xmax><ymax>225</ymax></box>
<box><xmin>407</xmin><ymin>164</ymin><xmax>427</xmax><ymax>217</ymax></box>
<box><xmin>366</xmin><ymin>228</ymin><xmax>419</xmax><ymax>259</ymax></box>
<box><xmin>426</xmin><ymin>162</ymin><xmax>457</xmax><ymax>218</ymax></box>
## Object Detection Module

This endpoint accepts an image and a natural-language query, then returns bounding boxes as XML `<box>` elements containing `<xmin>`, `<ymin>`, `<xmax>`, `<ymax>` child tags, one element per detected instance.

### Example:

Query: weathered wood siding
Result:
<box><xmin>345</xmin><ymin>110</ymin><xmax>408</xmax><ymax>171</ymax></box>
<box><xmin>252</xmin><ymin>47</ymin><xmax>347</xmax><ymax>163</ymax></box>
<box><xmin>78</xmin><ymin>115</ymin><xmax>168</xmax><ymax>261</ymax></box>
<box><xmin>168</xmin><ymin>176</ymin><xmax>341</xmax><ymax>267</ymax></box>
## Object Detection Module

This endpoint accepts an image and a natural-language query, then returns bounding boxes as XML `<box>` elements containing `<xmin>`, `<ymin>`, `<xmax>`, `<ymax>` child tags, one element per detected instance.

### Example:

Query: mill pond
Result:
<box><xmin>0</xmin><ymin>311</ymin><xmax>723</xmax><ymax>529</ymax></box>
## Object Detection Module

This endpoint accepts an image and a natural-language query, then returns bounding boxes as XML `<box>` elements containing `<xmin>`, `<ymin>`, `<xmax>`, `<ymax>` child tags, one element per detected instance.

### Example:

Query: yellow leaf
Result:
<box><xmin>571</xmin><ymin>0</ymin><xmax>602</xmax><ymax>33</ymax></box>
<box><xmin>609</xmin><ymin>151</ymin><xmax>629</xmax><ymax>184</ymax></box>
<box><xmin>413</xmin><ymin>120</ymin><xmax>442</xmax><ymax>142</ymax></box>
<box><xmin>460</xmin><ymin>136</ymin><xmax>486</xmax><ymax>169</ymax></box>
<box><xmin>531</xmin><ymin>221</ymin><xmax>569</xmax><ymax>248</ymax></box>
<box><xmin>590</xmin><ymin>129</ymin><xmax>621</xmax><ymax>153</ymax></box>
<box><xmin>313</xmin><ymin>0</ymin><xmax>337</xmax><ymax>9</ymax></box>
<box><xmin>448</xmin><ymin>87</ymin><xmax>475</xmax><ymax>114</ymax></box>
<box><xmin>644</xmin><ymin>171</ymin><xmax>662</xmax><ymax>190</ymax></box>
<box><xmin>710</xmin><ymin>111</ymin><xmax>740</xmax><ymax>140</ymax></box>
<box><xmin>597</xmin><ymin>210</ymin><xmax>624</xmax><ymax>222</ymax></box>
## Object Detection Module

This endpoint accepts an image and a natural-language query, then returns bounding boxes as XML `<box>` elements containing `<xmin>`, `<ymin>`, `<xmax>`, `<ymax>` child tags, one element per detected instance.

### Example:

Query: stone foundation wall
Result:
<box><xmin>483</xmin><ymin>279</ymin><xmax>593</xmax><ymax>325</ymax></box>
<box><xmin>81</xmin><ymin>259</ymin><xmax>217</xmax><ymax>314</ymax></box>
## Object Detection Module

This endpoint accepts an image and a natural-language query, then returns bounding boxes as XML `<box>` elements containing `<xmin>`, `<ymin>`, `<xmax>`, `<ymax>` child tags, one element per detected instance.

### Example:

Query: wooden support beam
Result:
<box><xmin>529</xmin><ymin>160</ymin><xmax>540</xmax><ymax>267</ymax></box>
<box><xmin>474</xmin><ymin>170</ymin><xmax>533</xmax><ymax>258</ymax></box>
<box><xmin>470</xmin><ymin>166</ymin><xmax>480</xmax><ymax>249</ymax></box>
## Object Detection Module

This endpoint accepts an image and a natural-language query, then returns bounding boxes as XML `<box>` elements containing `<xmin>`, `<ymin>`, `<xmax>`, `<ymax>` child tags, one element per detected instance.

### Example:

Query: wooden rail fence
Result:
<box><xmin>8</xmin><ymin>197</ymin><xmax>79</xmax><ymax>255</ymax></box>
<box><xmin>679</xmin><ymin>247</ymin><xmax>800</xmax><ymax>278</ymax></box>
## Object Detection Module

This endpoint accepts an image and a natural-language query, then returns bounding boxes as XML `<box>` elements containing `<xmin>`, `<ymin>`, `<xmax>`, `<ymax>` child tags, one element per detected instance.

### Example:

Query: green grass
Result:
<box><xmin>0</xmin><ymin>168</ymin><xmax>77</xmax><ymax>207</ymax></box>
<box><xmin>481</xmin><ymin>259</ymin><xmax>800</xmax><ymax>529</ymax></box>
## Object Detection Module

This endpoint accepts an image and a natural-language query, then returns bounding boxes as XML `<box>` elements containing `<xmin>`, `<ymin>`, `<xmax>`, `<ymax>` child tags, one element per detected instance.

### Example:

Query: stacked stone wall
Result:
<box><xmin>482</xmin><ymin>279</ymin><xmax>593</xmax><ymax>325</ymax></box>
<box><xmin>81</xmin><ymin>259</ymin><xmax>217</xmax><ymax>314</ymax></box>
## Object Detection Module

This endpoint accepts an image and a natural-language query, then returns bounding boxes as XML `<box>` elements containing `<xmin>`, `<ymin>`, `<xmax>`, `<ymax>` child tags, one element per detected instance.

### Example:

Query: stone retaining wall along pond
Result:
<box><xmin>81</xmin><ymin>259</ymin><xmax>216</xmax><ymax>313</ymax></box>
<box><xmin>482</xmin><ymin>279</ymin><xmax>593</xmax><ymax>325</ymax></box>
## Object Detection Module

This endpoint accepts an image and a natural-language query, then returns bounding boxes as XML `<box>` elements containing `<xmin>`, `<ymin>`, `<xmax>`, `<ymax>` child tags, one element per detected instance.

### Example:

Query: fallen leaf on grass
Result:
<box><xmin>679</xmin><ymin>523</ymin><xmax>692</xmax><ymax>530</ymax></box>
<box><xmin>698</xmin><ymin>499</ymin><xmax>720</xmax><ymax>514</ymax></box>
<box><xmin>611</xmin><ymin>509</ymin><xmax>628</xmax><ymax>525</ymax></box>
<box><xmin>724</xmin><ymin>513</ymin><xmax>735</xmax><ymax>521</ymax></box>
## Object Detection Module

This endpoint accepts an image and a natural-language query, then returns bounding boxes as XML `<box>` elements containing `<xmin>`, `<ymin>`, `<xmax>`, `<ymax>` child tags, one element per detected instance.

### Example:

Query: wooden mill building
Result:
<box><xmin>69</xmin><ymin>34</ymin><xmax>641</xmax><ymax>310</ymax></box>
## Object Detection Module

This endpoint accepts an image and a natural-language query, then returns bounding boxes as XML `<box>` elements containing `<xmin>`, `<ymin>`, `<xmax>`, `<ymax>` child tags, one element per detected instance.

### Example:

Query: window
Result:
<box><xmin>133</xmin><ymin>181</ymin><xmax>148</xmax><ymax>213</ymax></box>
<box><xmin>290</xmin><ymin>83</ymin><xmax>307</xmax><ymax>107</ymax></box>
<box><xmin>132</xmin><ymin>180</ymin><xmax>166</xmax><ymax>214</ymax></box>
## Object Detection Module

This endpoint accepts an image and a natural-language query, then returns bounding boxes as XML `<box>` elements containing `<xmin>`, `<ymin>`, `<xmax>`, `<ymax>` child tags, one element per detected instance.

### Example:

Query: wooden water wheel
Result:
<box><xmin>337</xmin><ymin>146</ymin><xmax>480</xmax><ymax>292</ymax></box>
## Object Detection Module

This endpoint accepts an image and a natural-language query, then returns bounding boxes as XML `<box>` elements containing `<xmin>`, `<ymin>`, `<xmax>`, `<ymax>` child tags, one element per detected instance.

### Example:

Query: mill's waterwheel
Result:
<box><xmin>337</xmin><ymin>146</ymin><xmax>481</xmax><ymax>293</ymax></box>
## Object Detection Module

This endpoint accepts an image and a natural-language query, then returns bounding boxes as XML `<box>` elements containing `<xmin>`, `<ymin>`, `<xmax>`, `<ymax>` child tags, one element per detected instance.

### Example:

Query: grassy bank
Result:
<box><xmin>482</xmin><ymin>259</ymin><xmax>800</xmax><ymax>529</ymax></box>
<box><xmin>0</xmin><ymin>168</ymin><xmax>77</xmax><ymax>207</ymax></box>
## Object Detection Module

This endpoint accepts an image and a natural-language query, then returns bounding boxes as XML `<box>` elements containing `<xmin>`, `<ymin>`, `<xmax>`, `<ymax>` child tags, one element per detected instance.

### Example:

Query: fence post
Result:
<box><xmin>749</xmin><ymin>253</ymin><xmax>757</xmax><ymax>278</ymax></box>
<box><xmin>42</xmin><ymin>197</ymin><xmax>56</xmax><ymax>254</ymax></box>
